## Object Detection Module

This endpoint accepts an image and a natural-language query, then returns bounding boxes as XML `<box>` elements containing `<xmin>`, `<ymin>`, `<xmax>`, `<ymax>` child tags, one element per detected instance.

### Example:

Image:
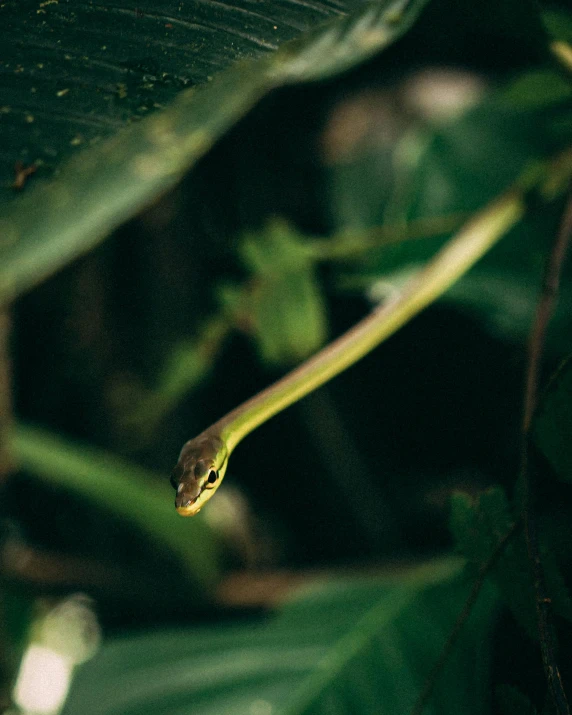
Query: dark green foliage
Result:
<box><xmin>0</xmin><ymin>0</ymin><xmax>413</xmax><ymax>200</ymax></box>
<box><xmin>450</xmin><ymin>489</ymin><xmax>537</xmax><ymax>639</ymax></box>
<box><xmin>496</xmin><ymin>684</ymin><xmax>540</xmax><ymax>715</ymax></box>
<box><xmin>450</xmin><ymin>488</ymin><xmax>572</xmax><ymax>641</ymax></box>
<box><xmin>0</xmin><ymin>0</ymin><xmax>429</xmax><ymax>303</ymax></box>
<box><xmin>231</xmin><ymin>220</ymin><xmax>328</xmax><ymax>366</ymax></box>
<box><xmin>1</xmin><ymin>0</ymin><xmax>572</xmax><ymax>713</ymax></box>
<box><xmin>13</xmin><ymin>426</ymin><xmax>223</xmax><ymax>589</ymax></box>
<box><xmin>533</xmin><ymin>356</ymin><xmax>572</xmax><ymax>481</ymax></box>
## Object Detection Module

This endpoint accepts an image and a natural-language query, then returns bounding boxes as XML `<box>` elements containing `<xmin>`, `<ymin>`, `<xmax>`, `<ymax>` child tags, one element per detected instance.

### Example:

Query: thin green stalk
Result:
<box><xmin>173</xmin><ymin>150</ymin><xmax>572</xmax><ymax>518</ymax></box>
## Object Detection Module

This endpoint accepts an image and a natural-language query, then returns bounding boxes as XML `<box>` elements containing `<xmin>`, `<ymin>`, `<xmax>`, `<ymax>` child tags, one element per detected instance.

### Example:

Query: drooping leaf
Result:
<box><xmin>0</xmin><ymin>0</ymin><xmax>379</xmax><ymax>198</ymax></box>
<box><xmin>61</xmin><ymin>558</ymin><xmax>498</xmax><ymax>715</ymax></box>
<box><xmin>0</xmin><ymin>0</ymin><xmax>429</xmax><ymax>305</ymax></box>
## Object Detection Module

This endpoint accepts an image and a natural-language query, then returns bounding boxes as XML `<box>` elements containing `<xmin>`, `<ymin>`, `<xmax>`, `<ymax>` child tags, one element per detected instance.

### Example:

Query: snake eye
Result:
<box><xmin>205</xmin><ymin>469</ymin><xmax>219</xmax><ymax>488</ymax></box>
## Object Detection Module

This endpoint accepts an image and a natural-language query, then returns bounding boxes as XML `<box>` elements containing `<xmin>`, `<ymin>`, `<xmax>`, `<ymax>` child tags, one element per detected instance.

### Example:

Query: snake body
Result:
<box><xmin>171</xmin><ymin>193</ymin><xmax>523</xmax><ymax>515</ymax></box>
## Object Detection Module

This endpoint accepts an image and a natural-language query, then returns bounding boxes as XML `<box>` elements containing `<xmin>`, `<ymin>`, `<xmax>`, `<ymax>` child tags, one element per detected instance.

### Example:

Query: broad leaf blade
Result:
<box><xmin>61</xmin><ymin>559</ymin><xmax>498</xmax><ymax>715</ymax></box>
<box><xmin>0</xmin><ymin>0</ymin><xmax>428</xmax><ymax>304</ymax></box>
<box><xmin>0</xmin><ymin>0</ymin><xmax>339</xmax><ymax>195</ymax></box>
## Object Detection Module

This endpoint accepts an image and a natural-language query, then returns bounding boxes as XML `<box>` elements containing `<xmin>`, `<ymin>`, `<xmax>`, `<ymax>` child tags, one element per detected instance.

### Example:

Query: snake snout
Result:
<box><xmin>175</xmin><ymin>482</ymin><xmax>200</xmax><ymax>508</ymax></box>
<box><xmin>175</xmin><ymin>488</ymin><xmax>203</xmax><ymax>516</ymax></box>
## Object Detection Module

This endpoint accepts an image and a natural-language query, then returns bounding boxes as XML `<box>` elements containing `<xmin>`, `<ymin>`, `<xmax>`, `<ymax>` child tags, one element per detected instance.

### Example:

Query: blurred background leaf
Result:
<box><xmin>0</xmin><ymin>0</ymin><xmax>428</xmax><ymax>304</ymax></box>
<box><xmin>60</xmin><ymin>560</ymin><xmax>497</xmax><ymax>715</ymax></box>
<box><xmin>325</xmin><ymin>62</ymin><xmax>572</xmax><ymax>351</ymax></box>
<box><xmin>237</xmin><ymin>219</ymin><xmax>328</xmax><ymax>366</ymax></box>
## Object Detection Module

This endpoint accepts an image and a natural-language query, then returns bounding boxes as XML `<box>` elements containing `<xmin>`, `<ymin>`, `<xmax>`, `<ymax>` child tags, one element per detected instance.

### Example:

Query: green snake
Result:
<box><xmin>171</xmin><ymin>193</ymin><xmax>523</xmax><ymax>515</ymax></box>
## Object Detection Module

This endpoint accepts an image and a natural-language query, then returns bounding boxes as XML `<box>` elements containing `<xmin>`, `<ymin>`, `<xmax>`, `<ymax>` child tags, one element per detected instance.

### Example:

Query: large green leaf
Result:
<box><xmin>0</xmin><ymin>0</ymin><xmax>428</xmax><ymax>305</ymax></box>
<box><xmin>0</xmin><ymin>0</ymin><xmax>357</xmax><ymax>196</ymax></box>
<box><xmin>60</xmin><ymin>558</ymin><xmax>498</xmax><ymax>715</ymax></box>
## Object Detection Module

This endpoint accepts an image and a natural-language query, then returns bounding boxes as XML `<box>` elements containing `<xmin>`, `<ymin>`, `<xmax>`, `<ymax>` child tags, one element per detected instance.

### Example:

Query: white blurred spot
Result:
<box><xmin>402</xmin><ymin>68</ymin><xmax>485</xmax><ymax>122</ymax></box>
<box><xmin>12</xmin><ymin>595</ymin><xmax>100</xmax><ymax>715</ymax></box>
<box><xmin>13</xmin><ymin>645</ymin><xmax>71</xmax><ymax>715</ymax></box>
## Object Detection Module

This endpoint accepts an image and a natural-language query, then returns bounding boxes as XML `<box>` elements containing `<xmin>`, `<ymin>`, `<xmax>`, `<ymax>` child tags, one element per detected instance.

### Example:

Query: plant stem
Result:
<box><xmin>521</xmin><ymin>188</ymin><xmax>572</xmax><ymax>715</ymax></box>
<box><xmin>410</xmin><ymin>522</ymin><xmax>520</xmax><ymax>715</ymax></box>
<box><xmin>307</xmin><ymin>212</ymin><xmax>468</xmax><ymax>260</ymax></box>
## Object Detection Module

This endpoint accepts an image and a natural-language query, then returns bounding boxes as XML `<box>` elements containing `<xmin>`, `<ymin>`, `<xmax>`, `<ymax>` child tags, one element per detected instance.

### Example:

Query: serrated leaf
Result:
<box><xmin>450</xmin><ymin>487</ymin><xmax>513</xmax><ymax>564</ymax></box>
<box><xmin>61</xmin><ymin>559</ymin><xmax>498</xmax><ymax>715</ymax></box>
<box><xmin>450</xmin><ymin>487</ymin><xmax>537</xmax><ymax>640</ymax></box>
<box><xmin>533</xmin><ymin>355</ymin><xmax>572</xmax><ymax>482</ymax></box>
<box><xmin>0</xmin><ymin>0</ymin><xmax>428</xmax><ymax>305</ymax></box>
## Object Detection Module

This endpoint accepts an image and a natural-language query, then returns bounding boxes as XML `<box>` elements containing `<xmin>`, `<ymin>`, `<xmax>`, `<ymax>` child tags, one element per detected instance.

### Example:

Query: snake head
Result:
<box><xmin>171</xmin><ymin>435</ymin><xmax>229</xmax><ymax>516</ymax></box>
